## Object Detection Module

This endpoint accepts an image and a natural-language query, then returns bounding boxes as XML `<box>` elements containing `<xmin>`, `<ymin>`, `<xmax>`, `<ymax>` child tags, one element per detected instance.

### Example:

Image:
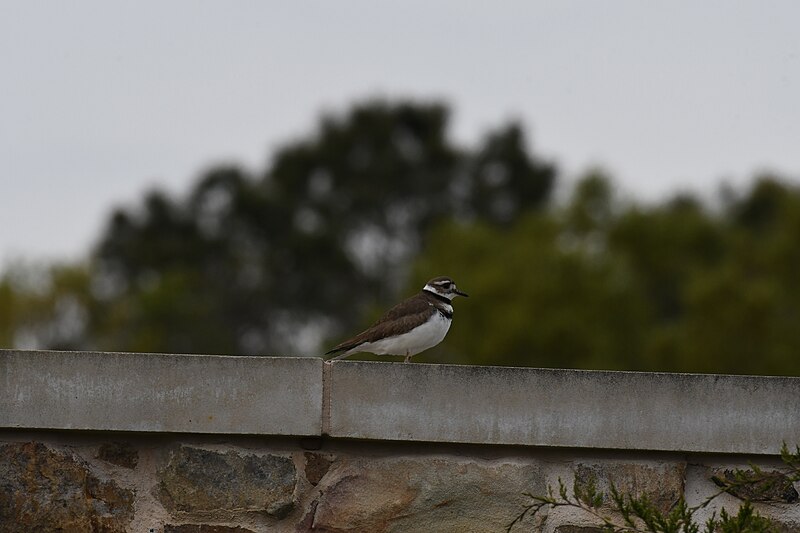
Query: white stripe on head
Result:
<box><xmin>423</xmin><ymin>283</ymin><xmax>456</xmax><ymax>300</ymax></box>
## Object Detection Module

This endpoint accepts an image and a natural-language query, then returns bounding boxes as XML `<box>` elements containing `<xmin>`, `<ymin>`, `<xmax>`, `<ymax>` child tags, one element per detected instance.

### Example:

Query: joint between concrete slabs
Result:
<box><xmin>322</xmin><ymin>361</ymin><xmax>332</xmax><ymax>436</ymax></box>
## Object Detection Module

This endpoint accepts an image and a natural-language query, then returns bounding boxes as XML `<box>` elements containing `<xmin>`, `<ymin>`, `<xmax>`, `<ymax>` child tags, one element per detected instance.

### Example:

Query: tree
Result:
<box><xmin>3</xmin><ymin>100</ymin><xmax>800</xmax><ymax>377</ymax></box>
<box><xmin>7</xmin><ymin>99</ymin><xmax>556</xmax><ymax>355</ymax></box>
<box><xmin>410</xmin><ymin>172</ymin><xmax>800</xmax><ymax>375</ymax></box>
<box><xmin>410</xmin><ymin>180</ymin><xmax>650</xmax><ymax>369</ymax></box>
<box><xmin>0</xmin><ymin>261</ymin><xmax>92</xmax><ymax>351</ymax></box>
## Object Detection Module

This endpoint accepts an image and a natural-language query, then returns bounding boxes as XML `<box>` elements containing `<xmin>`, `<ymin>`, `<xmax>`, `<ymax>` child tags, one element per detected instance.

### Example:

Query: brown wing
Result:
<box><xmin>325</xmin><ymin>295</ymin><xmax>434</xmax><ymax>355</ymax></box>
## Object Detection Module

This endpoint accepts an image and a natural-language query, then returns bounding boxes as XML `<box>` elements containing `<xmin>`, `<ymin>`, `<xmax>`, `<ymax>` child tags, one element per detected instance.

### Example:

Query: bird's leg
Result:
<box><xmin>404</xmin><ymin>351</ymin><xmax>411</xmax><ymax>364</ymax></box>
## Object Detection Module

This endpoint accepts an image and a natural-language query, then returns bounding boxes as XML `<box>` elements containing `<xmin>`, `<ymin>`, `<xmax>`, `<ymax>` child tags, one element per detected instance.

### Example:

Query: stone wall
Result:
<box><xmin>1</xmin><ymin>350</ymin><xmax>799</xmax><ymax>532</ymax></box>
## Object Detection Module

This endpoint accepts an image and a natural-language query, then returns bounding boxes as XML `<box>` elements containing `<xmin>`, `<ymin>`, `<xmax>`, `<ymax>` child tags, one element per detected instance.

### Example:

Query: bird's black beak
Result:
<box><xmin>456</xmin><ymin>289</ymin><xmax>469</xmax><ymax>297</ymax></box>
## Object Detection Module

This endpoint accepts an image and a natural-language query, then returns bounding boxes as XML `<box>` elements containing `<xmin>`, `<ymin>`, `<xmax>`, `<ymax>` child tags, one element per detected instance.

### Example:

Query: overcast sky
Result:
<box><xmin>2</xmin><ymin>1</ymin><xmax>799</xmax><ymax>266</ymax></box>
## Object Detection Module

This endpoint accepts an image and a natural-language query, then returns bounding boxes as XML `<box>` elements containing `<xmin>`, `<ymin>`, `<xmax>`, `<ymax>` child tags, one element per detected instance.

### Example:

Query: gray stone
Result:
<box><xmin>554</xmin><ymin>527</ymin><xmax>606</xmax><ymax>533</ymax></box>
<box><xmin>771</xmin><ymin>522</ymin><xmax>800</xmax><ymax>533</ymax></box>
<box><xmin>327</xmin><ymin>360</ymin><xmax>800</xmax><ymax>454</ymax></box>
<box><xmin>303</xmin><ymin>456</ymin><xmax>544</xmax><ymax>532</ymax></box>
<box><xmin>157</xmin><ymin>445</ymin><xmax>296</xmax><ymax>518</ymax></box>
<box><xmin>711</xmin><ymin>468</ymin><xmax>799</xmax><ymax>503</ymax></box>
<box><xmin>574</xmin><ymin>462</ymin><xmax>686</xmax><ymax>514</ymax></box>
<box><xmin>0</xmin><ymin>350</ymin><xmax>323</xmax><ymax>436</ymax></box>
<box><xmin>0</xmin><ymin>441</ymin><xmax>134</xmax><ymax>532</ymax></box>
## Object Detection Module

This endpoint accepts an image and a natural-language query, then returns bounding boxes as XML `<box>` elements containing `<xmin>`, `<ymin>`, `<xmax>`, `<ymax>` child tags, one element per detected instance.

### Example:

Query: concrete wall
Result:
<box><xmin>1</xmin><ymin>349</ymin><xmax>799</xmax><ymax>532</ymax></box>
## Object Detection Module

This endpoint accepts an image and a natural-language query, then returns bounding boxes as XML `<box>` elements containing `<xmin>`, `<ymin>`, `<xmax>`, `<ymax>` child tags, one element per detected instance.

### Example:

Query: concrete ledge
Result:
<box><xmin>0</xmin><ymin>350</ymin><xmax>322</xmax><ymax>435</ymax></box>
<box><xmin>2</xmin><ymin>350</ymin><xmax>799</xmax><ymax>454</ymax></box>
<box><xmin>327</xmin><ymin>361</ymin><xmax>800</xmax><ymax>455</ymax></box>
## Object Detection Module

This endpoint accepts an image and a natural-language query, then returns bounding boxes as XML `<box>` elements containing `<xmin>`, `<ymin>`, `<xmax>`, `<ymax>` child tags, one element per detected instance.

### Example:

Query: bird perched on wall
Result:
<box><xmin>325</xmin><ymin>276</ymin><xmax>468</xmax><ymax>363</ymax></box>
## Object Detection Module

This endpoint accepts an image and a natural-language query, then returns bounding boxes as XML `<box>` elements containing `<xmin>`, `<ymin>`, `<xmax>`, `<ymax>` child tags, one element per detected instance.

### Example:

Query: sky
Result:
<box><xmin>2</xmin><ymin>1</ymin><xmax>799</xmax><ymax>266</ymax></box>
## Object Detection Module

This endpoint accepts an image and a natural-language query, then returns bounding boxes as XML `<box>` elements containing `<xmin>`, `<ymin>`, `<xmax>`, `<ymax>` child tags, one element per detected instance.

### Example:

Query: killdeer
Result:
<box><xmin>326</xmin><ymin>276</ymin><xmax>468</xmax><ymax>363</ymax></box>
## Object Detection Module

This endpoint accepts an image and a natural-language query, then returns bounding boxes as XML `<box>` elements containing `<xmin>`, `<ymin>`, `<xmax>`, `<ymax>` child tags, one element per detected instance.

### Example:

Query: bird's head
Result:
<box><xmin>423</xmin><ymin>276</ymin><xmax>469</xmax><ymax>300</ymax></box>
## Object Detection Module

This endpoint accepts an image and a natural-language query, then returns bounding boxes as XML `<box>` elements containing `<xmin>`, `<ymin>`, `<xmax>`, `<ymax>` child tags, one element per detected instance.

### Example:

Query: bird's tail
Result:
<box><xmin>325</xmin><ymin>340</ymin><xmax>359</xmax><ymax>360</ymax></box>
<box><xmin>326</xmin><ymin>351</ymin><xmax>352</xmax><ymax>361</ymax></box>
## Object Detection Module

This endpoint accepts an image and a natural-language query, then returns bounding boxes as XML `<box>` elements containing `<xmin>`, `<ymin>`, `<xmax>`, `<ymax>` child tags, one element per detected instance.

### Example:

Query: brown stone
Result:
<box><xmin>296</xmin><ymin>500</ymin><xmax>319</xmax><ymax>532</ymax></box>
<box><xmin>164</xmin><ymin>525</ymin><xmax>256</xmax><ymax>533</ymax></box>
<box><xmin>574</xmin><ymin>461</ymin><xmax>685</xmax><ymax>514</ymax></box>
<box><xmin>711</xmin><ymin>468</ymin><xmax>799</xmax><ymax>503</ymax></box>
<box><xmin>304</xmin><ymin>452</ymin><xmax>334</xmax><ymax>486</ymax></box>
<box><xmin>555</xmin><ymin>527</ymin><xmax>607</xmax><ymax>533</ymax></box>
<box><xmin>0</xmin><ymin>441</ymin><xmax>134</xmax><ymax>533</ymax></box>
<box><xmin>302</xmin><ymin>456</ymin><xmax>544</xmax><ymax>533</ymax></box>
<box><xmin>156</xmin><ymin>445</ymin><xmax>296</xmax><ymax>518</ymax></box>
<box><xmin>97</xmin><ymin>441</ymin><xmax>139</xmax><ymax>469</ymax></box>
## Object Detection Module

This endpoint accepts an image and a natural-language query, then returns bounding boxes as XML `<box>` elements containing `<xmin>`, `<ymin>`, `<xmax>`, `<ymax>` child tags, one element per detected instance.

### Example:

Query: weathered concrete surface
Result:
<box><xmin>0</xmin><ymin>350</ymin><xmax>322</xmax><ymax>435</ymax></box>
<box><xmin>327</xmin><ymin>361</ymin><xmax>800</xmax><ymax>454</ymax></box>
<box><xmin>0</xmin><ymin>441</ymin><xmax>134</xmax><ymax>532</ymax></box>
<box><xmin>156</xmin><ymin>445</ymin><xmax>296</xmax><ymax>517</ymax></box>
<box><xmin>3</xmin><ymin>349</ymin><xmax>800</xmax><ymax>456</ymax></box>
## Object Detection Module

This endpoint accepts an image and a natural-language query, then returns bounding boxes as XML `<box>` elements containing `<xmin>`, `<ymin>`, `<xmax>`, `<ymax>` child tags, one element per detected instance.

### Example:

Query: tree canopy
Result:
<box><xmin>2</xmin><ymin>99</ymin><xmax>799</xmax><ymax>376</ymax></box>
<box><xmin>412</xmin><ymin>172</ymin><xmax>800</xmax><ymax>376</ymax></box>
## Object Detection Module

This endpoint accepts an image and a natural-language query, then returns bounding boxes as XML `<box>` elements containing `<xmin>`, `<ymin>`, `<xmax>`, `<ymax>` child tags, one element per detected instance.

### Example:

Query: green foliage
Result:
<box><xmin>413</xmin><ymin>174</ymin><xmax>800</xmax><ymax>375</ymax></box>
<box><xmin>508</xmin><ymin>443</ymin><xmax>800</xmax><ymax>532</ymax></box>
<box><xmin>411</xmin><ymin>213</ymin><xmax>650</xmax><ymax>369</ymax></box>
<box><xmin>0</xmin><ymin>261</ymin><xmax>94</xmax><ymax>351</ymax></box>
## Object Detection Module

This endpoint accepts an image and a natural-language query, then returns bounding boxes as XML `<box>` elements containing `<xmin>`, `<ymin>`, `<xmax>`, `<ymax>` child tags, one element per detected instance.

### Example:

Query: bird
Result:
<box><xmin>325</xmin><ymin>276</ymin><xmax>469</xmax><ymax>363</ymax></box>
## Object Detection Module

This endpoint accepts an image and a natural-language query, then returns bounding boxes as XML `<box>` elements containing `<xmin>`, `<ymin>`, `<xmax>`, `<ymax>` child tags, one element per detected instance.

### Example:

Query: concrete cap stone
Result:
<box><xmin>4</xmin><ymin>350</ymin><xmax>799</xmax><ymax>454</ymax></box>
<box><xmin>0</xmin><ymin>350</ymin><xmax>322</xmax><ymax>435</ymax></box>
<box><xmin>327</xmin><ymin>361</ymin><xmax>800</xmax><ymax>455</ymax></box>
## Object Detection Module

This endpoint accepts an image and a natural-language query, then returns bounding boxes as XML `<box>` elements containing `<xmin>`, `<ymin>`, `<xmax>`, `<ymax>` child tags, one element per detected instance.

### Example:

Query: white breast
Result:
<box><xmin>356</xmin><ymin>312</ymin><xmax>452</xmax><ymax>357</ymax></box>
